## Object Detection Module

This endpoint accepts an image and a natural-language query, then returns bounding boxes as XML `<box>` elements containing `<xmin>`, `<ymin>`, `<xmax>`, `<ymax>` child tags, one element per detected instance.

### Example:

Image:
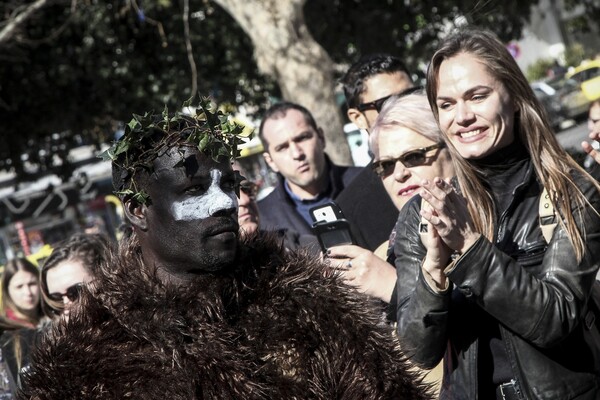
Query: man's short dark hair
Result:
<box><xmin>341</xmin><ymin>54</ymin><xmax>411</xmax><ymax>109</ymax></box>
<box><xmin>258</xmin><ymin>102</ymin><xmax>319</xmax><ymax>150</ymax></box>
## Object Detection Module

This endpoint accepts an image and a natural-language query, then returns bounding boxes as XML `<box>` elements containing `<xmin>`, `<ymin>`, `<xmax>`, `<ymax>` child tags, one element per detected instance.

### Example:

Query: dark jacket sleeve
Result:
<box><xmin>394</xmin><ymin>196</ymin><xmax>451</xmax><ymax>368</ymax></box>
<box><xmin>257</xmin><ymin>158</ymin><xmax>361</xmax><ymax>237</ymax></box>
<box><xmin>446</xmin><ymin>183</ymin><xmax>600</xmax><ymax>348</ymax></box>
<box><xmin>336</xmin><ymin>165</ymin><xmax>399</xmax><ymax>251</ymax></box>
<box><xmin>395</xmin><ymin>179</ymin><xmax>600</xmax><ymax>370</ymax></box>
<box><xmin>257</xmin><ymin>185</ymin><xmax>313</xmax><ymax>235</ymax></box>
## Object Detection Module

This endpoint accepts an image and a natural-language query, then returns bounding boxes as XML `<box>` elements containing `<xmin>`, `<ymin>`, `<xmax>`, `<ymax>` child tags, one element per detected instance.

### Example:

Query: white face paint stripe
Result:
<box><xmin>171</xmin><ymin>169</ymin><xmax>238</xmax><ymax>221</ymax></box>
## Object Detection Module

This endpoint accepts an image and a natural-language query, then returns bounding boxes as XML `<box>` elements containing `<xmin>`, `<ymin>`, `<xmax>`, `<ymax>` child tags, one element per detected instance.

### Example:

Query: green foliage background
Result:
<box><xmin>0</xmin><ymin>0</ymin><xmax>551</xmax><ymax>182</ymax></box>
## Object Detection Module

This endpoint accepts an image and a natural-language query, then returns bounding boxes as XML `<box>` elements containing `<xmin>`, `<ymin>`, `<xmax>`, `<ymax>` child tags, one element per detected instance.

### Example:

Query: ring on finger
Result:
<box><xmin>347</xmin><ymin>259</ymin><xmax>352</xmax><ymax>269</ymax></box>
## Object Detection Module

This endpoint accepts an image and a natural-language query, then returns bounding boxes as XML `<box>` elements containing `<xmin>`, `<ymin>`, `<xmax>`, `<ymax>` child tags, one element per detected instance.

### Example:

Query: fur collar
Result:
<box><xmin>20</xmin><ymin>233</ymin><xmax>431</xmax><ymax>399</ymax></box>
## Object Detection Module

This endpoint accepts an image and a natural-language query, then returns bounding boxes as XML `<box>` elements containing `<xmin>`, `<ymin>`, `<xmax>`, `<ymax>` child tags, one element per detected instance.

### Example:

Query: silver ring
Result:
<box><xmin>347</xmin><ymin>259</ymin><xmax>352</xmax><ymax>268</ymax></box>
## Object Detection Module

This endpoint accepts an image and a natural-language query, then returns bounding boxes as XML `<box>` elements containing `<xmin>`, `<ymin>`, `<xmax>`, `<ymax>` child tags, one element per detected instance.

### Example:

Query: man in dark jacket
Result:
<box><xmin>336</xmin><ymin>54</ymin><xmax>415</xmax><ymax>251</ymax></box>
<box><xmin>19</xmin><ymin>102</ymin><xmax>431</xmax><ymax>399</ymax></box>
<box><xmin>235</xmin><ymin>162</ymin><xmax>319</xmax><ymax>254</ymax></box>
<box><xmin>258</xmin><ymin>102</ymin><xmax>360</xmax><ymax>236</ymax></box>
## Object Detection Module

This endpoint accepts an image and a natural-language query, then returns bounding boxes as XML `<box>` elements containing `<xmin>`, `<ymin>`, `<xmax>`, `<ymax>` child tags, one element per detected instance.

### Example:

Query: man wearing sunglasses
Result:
<box><xmin>336</xmin><ymin>54</ymin><xmax>415</xmax><ymax>252</ymax></box>
<box><xmin>234</xmin><ymin>162</ymin><xmax>319</xmax><ymax>253</ymax></box>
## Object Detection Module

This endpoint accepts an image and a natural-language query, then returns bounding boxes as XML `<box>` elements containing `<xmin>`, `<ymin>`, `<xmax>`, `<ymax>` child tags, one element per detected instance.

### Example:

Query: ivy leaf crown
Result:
<box><xmin>100</xmin><ymin>96</ymin><xmax>249</xmax><ymax>204</ymax></box>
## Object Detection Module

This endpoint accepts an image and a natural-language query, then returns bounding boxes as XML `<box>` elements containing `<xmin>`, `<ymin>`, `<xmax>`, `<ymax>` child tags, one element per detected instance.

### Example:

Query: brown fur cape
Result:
<box><xmin>19</xmin><ymin>233</ymin><xmax>431</xmax><ymax>399</ymax></box>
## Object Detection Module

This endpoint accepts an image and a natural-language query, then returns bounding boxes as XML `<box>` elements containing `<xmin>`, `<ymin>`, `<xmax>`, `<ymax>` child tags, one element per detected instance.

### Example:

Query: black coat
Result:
<box><xmin>257</xmin><ymin>156</ymin><xmax>361</xmax><ymax>236</ymax></box>
<box><xmin>336</xmin><ymin>163</ymin><xmax>398</xmax><ymax>251</ymax></box>
<box><xmin>394</xmin><ymin>162</ymin><xmax>600</xmax><ymax>399</ymax></box>
<box><xmin>0</xmin><ymin>328</ymin><xmax>37</xmax><ymax>395</ymax></box>
<box><xmin>20</xmin><ymin>233</ymin><xmax>432</xmax><ymax>400</ymax></box>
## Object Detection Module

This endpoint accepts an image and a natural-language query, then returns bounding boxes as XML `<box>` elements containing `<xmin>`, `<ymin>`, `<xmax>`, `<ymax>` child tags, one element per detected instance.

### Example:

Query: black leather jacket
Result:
<box><xmin>394</xmin><ymin>162</ymin><xmax>600</xmax><ymax>399</ymax></box>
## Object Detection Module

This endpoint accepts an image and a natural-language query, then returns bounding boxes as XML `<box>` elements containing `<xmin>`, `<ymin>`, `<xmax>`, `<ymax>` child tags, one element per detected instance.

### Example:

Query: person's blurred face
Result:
<box><xmin>237</xmin><ymin>181</ymin><xmax>259</xmax><ymax>237</ymax></box>
<box><xmin>262</xmin><ymin>109</ymin><xmax>327</xmax><ymax>196</ymax></box>
<box><xmin>46</xmin><ymin>259</ymin><xmax>93</xmax><ymax>316</ymax></box>
<box><xmin>588</xmin><ymin>102</ymin><xmax>600</xmax><ymax>132</ymax></box>
<box><xmin>376</xmin><ymin>127</ymin><xmax>454</xmax><ymax>211</ymax></box>
<box><xmin>435</xmin><ymin>53</ymin><xmax>516</xmax><ymax>160</ymax></box>
<box><xmin>133</xmin><ymin>146</ymin><xmax>239</xmax><ymax>282</ymax></box>
<box><xmin>349</xmin><ymin>72</ymin><xmax>413</xmax><ymax>131</ymax></box>
<box><xmin>8</xmin><ymin>270</ymin><xmax>39</xmax><ymax>312</ymax></box>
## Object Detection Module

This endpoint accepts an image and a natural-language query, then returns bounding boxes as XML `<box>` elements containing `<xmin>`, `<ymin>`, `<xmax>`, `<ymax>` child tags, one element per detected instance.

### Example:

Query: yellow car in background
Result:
<box><xmin>567</xmin><ymin>60</ymin><xmax>600</xmax><ymax>101</ymax></box>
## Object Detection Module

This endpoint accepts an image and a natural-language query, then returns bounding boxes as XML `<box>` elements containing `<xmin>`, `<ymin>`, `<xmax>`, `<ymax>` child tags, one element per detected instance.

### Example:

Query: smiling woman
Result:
<box><xmin>393</xmin><ymin>28</ymin><xmax>600</xmax><ymax>400</ymax></box>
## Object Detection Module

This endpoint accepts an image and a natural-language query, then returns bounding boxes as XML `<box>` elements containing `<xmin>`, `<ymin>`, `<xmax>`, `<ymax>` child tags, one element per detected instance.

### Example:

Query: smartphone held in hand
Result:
<box><xmin>309</xmin><ymin>202</ymin><xmax>356</xmax><ymax>252</ymax></box>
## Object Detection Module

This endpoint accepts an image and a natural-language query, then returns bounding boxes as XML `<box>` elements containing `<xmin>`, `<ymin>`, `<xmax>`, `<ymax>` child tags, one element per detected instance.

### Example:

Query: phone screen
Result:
<box><xmin>309</xmin><ymin>202</ymin><xmax>345</xmax><ymax>224</ymax></box>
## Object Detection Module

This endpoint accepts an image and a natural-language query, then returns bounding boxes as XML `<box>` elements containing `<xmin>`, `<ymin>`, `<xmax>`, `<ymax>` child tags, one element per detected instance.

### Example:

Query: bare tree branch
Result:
<box><xmin>183</xmin><ymin>0</ymin><xmax>198</xmax><ymax>95</ymax></box>
<box><xmin>128</xmin><ymin>0</ymin><xmax>167</xmax><ymax>47</ymax></box>
<box><xmin>0</xmin><ymin>0</ymin><xmax>50</xmax><ymax>45</ymax></box>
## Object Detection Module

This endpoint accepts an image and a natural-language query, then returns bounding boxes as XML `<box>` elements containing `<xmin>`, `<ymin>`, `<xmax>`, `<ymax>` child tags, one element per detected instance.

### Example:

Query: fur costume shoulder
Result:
<box><xmin>19</xmin><ymin>233</ymin><xmax>431</xmax><ymax>399</ymax></box>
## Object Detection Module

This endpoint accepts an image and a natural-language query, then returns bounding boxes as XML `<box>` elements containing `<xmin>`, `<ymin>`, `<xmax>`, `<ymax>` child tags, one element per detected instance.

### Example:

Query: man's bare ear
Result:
<box><xmin>347</xmin><ymin>108</ymin><xmax>368</xmax><ymax>131</ymax></box>
<box><xmin>263</xmin><ymin>151</ymin><xmax>279</xmax><ymax>173</ymax></box>
<box><xmin>317</xmin><ymin>127</ymin><xmax>326</xmax><ymax>147</ymax></box>
<box><xmin>123</xmin><ymin>198</ymin><xmax>148</xmax><ymax>231</ymax></box>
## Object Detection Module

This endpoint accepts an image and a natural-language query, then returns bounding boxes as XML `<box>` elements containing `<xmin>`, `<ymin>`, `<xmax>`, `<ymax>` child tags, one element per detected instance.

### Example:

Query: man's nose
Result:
<box><xmin>63</xmin><ymin>295</ymin><xmax>74</xmax><ymax>306</ymax></box>
<box><xmin>238</xmin><ymin>191</ymin><xmax>250</xmax><ymax>206</ymax></box>
<box><xmin>208</xmin><ymin>187</ymin><xmax>239</xmax><ymax>217</ymax></box>
<box><xmin>289</xmin><ymin>142</ymin><xmax>304</xmax><ymax>159</ymax></box>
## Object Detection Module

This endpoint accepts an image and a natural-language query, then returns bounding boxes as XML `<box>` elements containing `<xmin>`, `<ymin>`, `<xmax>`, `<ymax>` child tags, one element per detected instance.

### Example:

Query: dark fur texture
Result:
<box><xmin>19</xmin><ymin>233</ymin><xmax>431</xmax><ymax>399</ymax></box>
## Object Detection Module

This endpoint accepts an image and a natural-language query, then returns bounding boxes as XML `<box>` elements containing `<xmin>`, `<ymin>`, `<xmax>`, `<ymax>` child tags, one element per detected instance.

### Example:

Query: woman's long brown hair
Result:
<box><xmin>426</xmin><ymin>28</ymin><xmax>600</xmax><ymax>262</ymax></box>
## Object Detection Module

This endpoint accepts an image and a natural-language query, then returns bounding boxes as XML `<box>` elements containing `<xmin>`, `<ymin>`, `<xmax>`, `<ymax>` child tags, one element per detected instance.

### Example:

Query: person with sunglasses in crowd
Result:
<box><xmin>326</xmin><ymin>91</ymin><xmax>453</xmax><ymax>397</ymax></box>
<box><xmin>335</xmin><ymin>54</ymin><xmax>417</xmax><ymax>253</ymax></box>
<box><xmin>234</xmin><ymin>161</ymin><xmax>319</xmax><ymax>254</ymax></box>
<box><xmin>40</xmin><ymin>233</ymin><xmax>112</xmax><ymax>319</ymax></box>
<box><xmin>327</xmin><ymin>91</ymin><xmax>454</xmax><ymax>317</ymax></box>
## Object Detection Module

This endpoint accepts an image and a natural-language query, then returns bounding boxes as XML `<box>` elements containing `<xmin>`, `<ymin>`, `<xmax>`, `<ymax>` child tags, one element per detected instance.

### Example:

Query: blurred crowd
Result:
<box><xmin>2</xmin><ymin>27</ymin><xmax>600</xmax><ymax>399</ymax></box>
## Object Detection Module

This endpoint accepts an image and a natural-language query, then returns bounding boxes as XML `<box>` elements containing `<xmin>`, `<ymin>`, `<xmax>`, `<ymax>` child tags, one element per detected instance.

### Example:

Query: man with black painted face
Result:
<box><xmin>20</xmin><ymin>105</ymin><xmax>431</xmax><ymax>400</ymax></box>
<box><xmin>131</xmin><ymin>145</ymin><xmax>240</xmax><ymax>277</ymax></box>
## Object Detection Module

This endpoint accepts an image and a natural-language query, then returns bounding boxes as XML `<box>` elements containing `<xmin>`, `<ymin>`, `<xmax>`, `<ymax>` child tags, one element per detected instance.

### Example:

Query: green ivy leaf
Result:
<box><xmin>115</xmin><ymin>189</ymin><xmax>134</xmax><ymax>197</ymax></box>
<box><xmin>198</xmin><ymin>134</ymin><xmax>210</xmax><ymax>151</ymax></box>
<box><xmin>133</xmin><ymin>190</ymin><xmax>150</xmax><ymax>204</ymax></box>
<box><xmin>97</xmin><ymin>148</ymin><xmax>114</xmax><ymax>161</ymax></box>
<box><xmin>127</xmin><ymin>118</ymin><xmax>140</xmax><ymax>132</ymax></box>
<box><xmin>108</xmin><ymin>95</ymin><xmax>246</xmax><ymax>205</ymax></box>
<box><xmin>113</xmin><ymin>139</ymin><xmax>130</xmax><ymax>156</ymax></box>
<box><xmin>182</xmin><ymin>96</ymin><xmax>194</xmax><ymax>109</ymax></box>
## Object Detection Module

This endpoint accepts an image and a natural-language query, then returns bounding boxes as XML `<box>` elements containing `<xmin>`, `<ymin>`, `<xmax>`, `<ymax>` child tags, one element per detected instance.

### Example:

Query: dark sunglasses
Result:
<box><xmin>48</xmin><ymin>283</ymin><xmax>84</xmax><ymax>303</ymax></box>
<box><xmin>239</xmin><ymin>181</ymin><xmax>258</xmax><ymax>200</ymax></box>
<box><xmin>356</xmin><ymin>86</ymin><xmax>423</xmax><ymax>113</ymax></box>
<box><xmin>371</xmin><ymin>143</ymin><xmax>445</xmax><ymax>178</ymax></box>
